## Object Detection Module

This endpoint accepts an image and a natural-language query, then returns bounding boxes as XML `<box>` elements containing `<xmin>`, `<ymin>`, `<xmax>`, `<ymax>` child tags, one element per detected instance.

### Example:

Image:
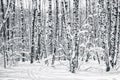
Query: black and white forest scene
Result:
<box><xmin>0</xmin><ymin>0</ymin><xmax>120</xmax><ymax>80</ymax></box>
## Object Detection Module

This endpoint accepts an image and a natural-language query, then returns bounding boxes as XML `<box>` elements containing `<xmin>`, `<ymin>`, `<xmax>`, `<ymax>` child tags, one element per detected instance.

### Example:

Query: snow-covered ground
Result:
<box><xmin>0</xmin><ymin>61</ymin><xmax>120</xmax><ymax>80</ymax></box>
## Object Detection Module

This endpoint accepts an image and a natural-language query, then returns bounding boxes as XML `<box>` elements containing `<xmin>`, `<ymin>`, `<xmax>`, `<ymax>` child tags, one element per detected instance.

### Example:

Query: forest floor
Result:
<box><xmin>0</xmin><ymin>60</ymin><xmax>120</xmax><ymax>80</ymax></box>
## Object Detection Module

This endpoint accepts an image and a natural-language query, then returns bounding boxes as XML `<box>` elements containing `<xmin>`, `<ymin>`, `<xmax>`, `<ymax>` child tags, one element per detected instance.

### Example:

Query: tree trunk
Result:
<box><xmin>1</xmin><ymin>0</ymin><xmax>6</xmax><ymax>68</ymax></box>
<box><xmin>109</xmin><ymin>0</ymin><xmax>118</xmax><ymax>68</ymax></box>
<box><xmin>70</xmin><ymin>0</ymin><xmax>79</xmax><ymax>73</ymax></box>
<box><xmin>42</xmin><ymin>0</ymin><xmax>48</xmax><ymax>65</ymax></box>
<box><xmin>37</xmin><ymin>0</ymin><xmax>42</xmax><ymax>61</ymax></box>
<box><xmin>37</xmin><ymin>33</ymin><xmax>41</xmax><ymax>60</ymax></box>
<box><xmin>115</xmin><ymin>7</ymin><xmax>120</xmax><ymax>65</ymax></box>
<box><xmin>30</xmin><ymin>0</ymin><xmax>37</xmax><ymax>64</ymax></box>
<box><xmin>20</xmin><ymin>0</ymin><xmax>25</xmax><ymax>54</ymax></box>
<box><xmin>106</xmin><ymin>0</ymin><xmax>118</xmax><ymax>71</ymax></box>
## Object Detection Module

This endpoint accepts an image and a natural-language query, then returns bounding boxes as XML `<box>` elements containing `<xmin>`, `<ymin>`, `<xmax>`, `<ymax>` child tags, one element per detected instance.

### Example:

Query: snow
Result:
<box><xmin>0</xmin><ymin>61</ymin><xmax>120</xmax><ymax>80</ymax></box>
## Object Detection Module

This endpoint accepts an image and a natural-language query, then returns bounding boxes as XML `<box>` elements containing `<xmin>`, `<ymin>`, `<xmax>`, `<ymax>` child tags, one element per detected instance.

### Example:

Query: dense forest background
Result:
<box><xmin>0</xmin><ymin>0</ymin><xmax>120</xmax><ymax>73</ymax></box>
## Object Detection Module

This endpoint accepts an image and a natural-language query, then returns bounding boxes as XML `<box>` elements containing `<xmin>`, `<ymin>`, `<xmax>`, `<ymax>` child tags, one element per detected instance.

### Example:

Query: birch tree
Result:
<box><xmin>46</xmin><ymin>0</ymin><xmax>54</xmax><ymax>65</ymax></box>
<box><xmin>115</xmin><ymin>0</ymin><xmax>120</xmax><ymax>65</ymax></box>
<box><xmin>31</xmin><ymin>0</ymin><xmax>37</xmax><ymax>64</ymax></box>
<box><xmin>9</xmin><ymin>0</ymin><xmax>16</xmax><ymax>65</ymax></box>
<box><xmin>36</xmin><ymin>0</ymin><xmax>42</xmax><ymax>61</ymax></box>
<box><xmin>42</xmin><ymin>0</ymin><xmax>48</xmax><ymax>64</ymax></box>
<box><xmin>1</xmin><ymin>0</ymin><xmax>6</xmax><ymax>68</ymax></box>
<box><xmin>70</xmin><ymin>0</ymin><xmax>79</xmax><ymax>73</ymax></box>
<box><xmin>106</xmin><ymin>0</ymin><xmax>119</xmax><ymax>71</ymax></box>
<box><xmin>20</xmin><ymin>0</ymin><xmax>27</xmax><ymax>62</ymax></box>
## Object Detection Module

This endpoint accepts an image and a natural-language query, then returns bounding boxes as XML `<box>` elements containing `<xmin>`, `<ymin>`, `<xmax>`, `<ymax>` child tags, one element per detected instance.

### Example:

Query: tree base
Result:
<box><xmin>106</xmin><ymin>66</ymin><xmax>110</xmax><ymax>72</ymax></box>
